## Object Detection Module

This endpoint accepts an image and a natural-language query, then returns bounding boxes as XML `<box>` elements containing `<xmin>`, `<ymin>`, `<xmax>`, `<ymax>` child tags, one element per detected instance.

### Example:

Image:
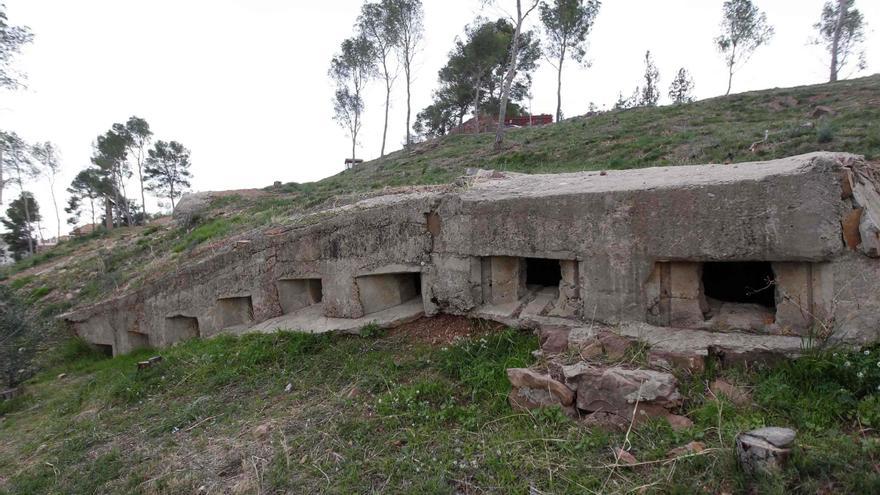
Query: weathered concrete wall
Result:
<box><xmin>63</xmin><ymin>153</ymin><xmax>880</xmax><ymax>355</ymax></box>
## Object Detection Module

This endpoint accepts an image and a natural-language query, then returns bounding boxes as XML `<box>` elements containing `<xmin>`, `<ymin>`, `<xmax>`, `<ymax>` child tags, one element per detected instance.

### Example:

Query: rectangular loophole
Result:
<box><xmin>166</xmin><ymin>315</ymin><xmax>200</xmax><ymax>343</ymax></box>
<box><xmin>94</xmin><ymin>343</ymin><xmax>114</xmax><ymax>357</ymax></box>
<box><xmin>216</xmin><ymin>296</ymin><xmax>254</xmax><ymax>328</ymax></box>
<box><xmin>277</xmin><ymin>279</ymin><xmax>323</xmax><ymax>314</ymax></box>
<box><xmin>702</xmin><ymin>262</ymin><xmax>776</xmax><ymax>309</ymax></box>
<box><xmin>356</xmin><ymin>272</ymin><xmax>422</xmax><ymax>314</ymax></box>
<box><xmin>525</xmin><ymin>258</ymin><xmax>562</xmax><ymax>288</ymax></box>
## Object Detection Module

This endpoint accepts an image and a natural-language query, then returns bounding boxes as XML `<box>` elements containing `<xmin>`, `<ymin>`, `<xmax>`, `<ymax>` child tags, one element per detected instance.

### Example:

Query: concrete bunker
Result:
<box><xmin>165</xmin><ymin>315</ymin><xmax>201</xmax><ymax>343</ymax></box>
<box><xmin>215</xmin><ymin>295</ymin><xmax>255</xmax><ymax>329</ymax></box>
<box><xmin>647</xmin><ymin>261</ymin><xmax>786</xmax><ymax>331</ymax></box>
<box><xmin>277</xmin><ymin>278</ymin><xmax>323</xmax><ymax>314</ymax></box>
<box><xmin>481</xmin><ymin>256</ymin><xmax>580</xmax><ymax>317</ymax></box>
<box><xmin>356</xmin><ymin>272</ymin><xmax>422</xmax><ymax>315</ymax></box>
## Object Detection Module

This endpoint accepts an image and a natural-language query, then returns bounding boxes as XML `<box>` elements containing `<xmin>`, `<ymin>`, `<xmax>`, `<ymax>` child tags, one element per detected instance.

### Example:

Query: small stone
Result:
<box><xmin>252</xmin><ymin>423</ymin><xmax>271</xmax><ymax>439</ymax></box>
<box><xmin>597</xmin><ymin>331</ymin><xmax>632</xmax><ymax>360</ymax></box>
<box><xmin>284</xmin><ymin>383</ymin><xmax>293</xmax><ymax>393</ymax></box>
<box><xmin>665</xmin><ymin>414</ymin><xmax>693</xmax><ymax>431</ymax></box>
<box><xmin>667</xmin><ymin>441</ymin><xmax>705</xmax><ymax>458</ymax></box>
<box><xmin>710</xmin><ymin>379</ymin><xmax>751</xmax><ymax>407</ymax></box>
<box><xmin>57</xmin><ymin>373</ymin><xmax>67</xmax><ymax>380</ymax></box>
<box><xmin>507</xmin><ymin>368</ymin><xmax>574</xmax><ymax>406</ymax></box>
<box><xmin>736</xmin><ymin>427</ymin><xmax>796</xmax><ymax>475</ymax></box>
<box><xmin>614</xmin><ymin>448</ymin><xmax>637</xmax><ymax>465</ymax></box>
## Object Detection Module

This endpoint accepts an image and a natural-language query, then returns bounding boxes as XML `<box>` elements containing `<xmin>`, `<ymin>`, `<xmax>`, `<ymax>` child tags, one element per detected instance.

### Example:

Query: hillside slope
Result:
<box><xmin>2</xmin><ymin>76</ymin><xmax>880</xmax><ymax>494</ymax></box>
<box><xmin>2</xmin><ymin>74</ymin><xmax>879</xmax><ymax>333</ymax></box>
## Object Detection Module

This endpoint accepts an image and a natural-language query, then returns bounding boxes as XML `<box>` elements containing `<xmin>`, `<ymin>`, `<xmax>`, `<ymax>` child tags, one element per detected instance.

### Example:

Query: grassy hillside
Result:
<box><xmin>2</xmin><ymin>75</ymin><xmax>880</xmax><ymax>493</ymax></box>
<box><xmin>3</xmin><ymin>74</ymin><xmax>879</xmax><ymax>322</ymax></box>
<box><xmin>1</xmin><ymin>320</ymin><xmax>879</xmax><ymax>494</ymax></box>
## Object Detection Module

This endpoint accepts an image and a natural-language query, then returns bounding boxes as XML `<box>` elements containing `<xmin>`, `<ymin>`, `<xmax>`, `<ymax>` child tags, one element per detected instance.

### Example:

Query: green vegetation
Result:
<box><xmin>1</xmin><ymin>327</ymin><xmax>878</xmax><ymax>493</ymax></box>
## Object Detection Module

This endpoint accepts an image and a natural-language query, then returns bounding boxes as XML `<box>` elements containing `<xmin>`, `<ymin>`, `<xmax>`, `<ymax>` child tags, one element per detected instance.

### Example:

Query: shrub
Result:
<box><xmin>816</xmin><ymin>121</ymin><xmax>834</xmax><ymax>143</ymax></box>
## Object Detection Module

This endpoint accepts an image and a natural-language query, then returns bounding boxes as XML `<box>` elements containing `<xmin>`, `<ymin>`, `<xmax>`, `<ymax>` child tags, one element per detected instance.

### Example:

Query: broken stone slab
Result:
<box><xmin>507</xmin><ymin>368</ymin><xmax>576</xmax><ymax>418</ymax></box>
<box><xmin>562</xmin><ymin>363</ymin><xmax>681</xmax><ymax>418</ymax></box>
<box><xmin>137</xmin><ymin>356</ymin><xmax>164</xmax><ymax>370</ymax></box>
<box><xmin>735</xmin><ymin>427</ymin><xmax>796</xmax><ymax>476</ymax></box>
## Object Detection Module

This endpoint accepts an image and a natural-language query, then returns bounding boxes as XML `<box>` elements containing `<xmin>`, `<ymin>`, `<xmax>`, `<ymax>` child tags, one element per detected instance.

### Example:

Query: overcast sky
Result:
<box><xmin>1</xmin><ymin>0</ymin><xmax>877</xmax><ymax>237</ymax></box>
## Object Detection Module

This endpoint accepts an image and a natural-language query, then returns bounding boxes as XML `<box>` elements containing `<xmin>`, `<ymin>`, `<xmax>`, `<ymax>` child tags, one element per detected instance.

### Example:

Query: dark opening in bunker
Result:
<box><xmin>216</xmin><ymin>296</ymin><xmax>255</xmax><ymax>328</ymax></box>
<box><xmin>277</xmin><ymin>278</ymin><xmax>323</xmax><ymax>314</ymax></box>
<box><xmin>94</xmin><ymin>343</ymin><xmax>114</xmax><ymax>357</ymax></box>
<box><xmin>356</xmin><ymin>272</ymin><xmax>422</xmax><ymax>315</ymax></box>
<box><xmin>525</xmin><ymin>258</ymin><xmax>562</xmax><ymax>288</ymax></box>
<box><xmin>166</xmin><ymin>315</ymin><xmax>200</xmax><ymax>342</ymax></box>
<box><xmin>702</xmin><ymin>262</ymin><xmax>776</xmax><ymax>308</ymax></box>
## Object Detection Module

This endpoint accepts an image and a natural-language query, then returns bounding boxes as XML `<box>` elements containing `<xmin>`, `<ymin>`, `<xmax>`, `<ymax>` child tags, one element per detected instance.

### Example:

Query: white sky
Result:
<box><xmin>1</xmin><ymin>0</ymin><xmax>877</xmax><ymax>238</ymax></box>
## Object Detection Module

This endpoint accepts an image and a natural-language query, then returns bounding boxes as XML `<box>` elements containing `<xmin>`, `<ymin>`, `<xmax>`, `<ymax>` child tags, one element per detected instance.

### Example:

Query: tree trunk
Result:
<box><xmin>494</xmin><ymin>1</ymin><xmax>525</xmax><ymax>151</ymax></box>
<box><xmin>49</xmin><ymin>175</ymin><xmax>60</xmax><ymax>240</ymax></box>
<box><xmin>89</xmin><ymin>196</ymin><xmax>95</xmax><ymax>227</ymax></box>
<box><xmin>104</xmin><ymin>197</ymin><xmax>113</xmax><ymax>230</ymax></box>
<box><xmin>13</xmin><ymin>156</ymin><xmax>33</xmax><ymax>257</ymax></box>
<box><xmin>405</xmin><ymin>60</ymin><xmax>412</xmax><ymax>146</ymax></box>
<box><xmin>137</xmin><ymin>149</ymin><xmax>147</xmax><ymax>222</ymax></box>
<box><xmin>726</xmin><ymin>66</ymin><xmax>734</xmax><ymax>96</ymax></box>
<box><xmin>170</xmin><ymin>183</ymin><xmax>176</xmax><ymax>211</ymax></box>
<box><xmin>555</xmin><ymin>45</ymin><xmax>566</xmax><ymax>123</ymax></box>
<box><xmin>830</xmin><ymin>0</ymin><xmax>847</xmax><ymax>82</ymax></box>
<box><xmin>0</xmin><ymin>145</ymin><xmax>4</xmax><ymax>205</ymax></box>
<box><xmin>380</xmin><ymin>60</ymin><xmax>391</xmax><ymax>157</ymax></box>
<box><xmin>473</xmin><ymin>75</ymin><xmax>482</xmax><ymax>135</ymax></box>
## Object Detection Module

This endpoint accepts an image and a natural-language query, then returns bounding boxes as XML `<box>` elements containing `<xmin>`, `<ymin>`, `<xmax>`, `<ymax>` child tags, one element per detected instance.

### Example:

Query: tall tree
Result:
<box><xmin>416</xmin><ymin>18</ymin><xmax>539</xmax><ymax>137</ymax></box>
<box><xmin>144</xmin><ymin>141</ymin><xmax>192</xmax><ymax>211</ymax></box>
<box><xmin>815</xmin><ymin>0</ymin><xmax>866</xmax><ymax>82</ymax></box>
<box><xmin>0</xmin><ymin>286</ymin><xmax>37</xmax><ymax>388</ymax></box>
<box><xmin>330</xmin><ymin>36</ymin><xmax>377</xmax><ymax>164</ymax></box>
<box><xmin>389</xmin><ymin>0</ymin><xmax>423</xmax><ymax>147</ymax></box>
<box><xmin>65</xmin><ymin>168</ymin><xmax>105</xmax><ymax>227</ymax></box>
<box><xmin>1</xmin><ymin>191</ymin><xmax>39</xmax><ymax>260</ymax></box>
<box><xmin>639</xmin><ymin>50</ymin><xmax>660</xmax><ymax>107</ymax></box>
<box><xmin>668</xmin><ymin>67</ymin><xmax>695</xmax><ymax>104</ymax></box>
<box><xmin>31</xmin><ymin>141</ymin><xmax>62</xmax><ymax>240</ymax></box>
<box><xmin>0</xmin><ymin>132</ymin><xmax>37</xmax><ymax>255</ymax></box>
<box><xmin>715</xmin><ymin>0</ymin><xmax>774</xmax><ymax>96</ymax></box>
<box><xmin>484</xmin><ymin>0</ymin><xmax>541</xmax><ymax>151</ymax></box>
<box><xmin>0</xmin><ymin>3</ymin><xmax>33</xmax><ymax>90</ymax></box>
<box><xmin>539</xmin><ymin>0</ymin><xmax>600</xmax><ymax>122</ymax></box>
<box><xmin>114</xmin><ymin>117</ymin><xmax>153</xmax><ymax>219</ymax></box>
<box><xmin>358</xmin><ymin>1</ymin><xmax>400</xmax><ymax>157</ymax></box>
<box><xmin>92</xmin><ymin>129</ymin><xmax>132</xmax><ymax>227</ymax></box>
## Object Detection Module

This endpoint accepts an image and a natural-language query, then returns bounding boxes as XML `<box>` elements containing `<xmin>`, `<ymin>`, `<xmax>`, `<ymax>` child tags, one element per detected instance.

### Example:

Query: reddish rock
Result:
<box><xmin>842</xmin><ymin>208</ymin><xmax>864</xmax><ymax>250</ymax></box>
<box><xmin>615</xmin><ymin>448</ymin><xmax>638</xmax><ymax>465</ymax></box>
<box><xmin>562</xmin><ymin>363</ymin><xmax>681</xmax><ymax>419</ymax></box>
<box><xmin>648</xmin><ymin>350</ymin><xmax>705</xmax><ymax>372</ymax></box>
<box><xmin>507</xmin><ymin>368</ymin><xmax>574</xmax><ymax>406</ymax></box>
<box><xmin>667</xmin><ymin>441</ymin><xmax>706</xmax><ymax>458</ymax></box>
<box><xmin>710</xmin><ymin>379</ymin><xmax>752</xmax><ymax>407</ymax></box>
<box><xmin>538</xmin><ymin>325</ymin><xmax>572</xmax><ymax>354</ymax></box>
<box><xmin>598</xmin><ymin>331</ymin><xmax>633</xmax><ymax>360</ymax></box>
<box><xmin>666</xmin><ymin>414</ymin><xmax>694</xmax><ymax>431</ymax></box>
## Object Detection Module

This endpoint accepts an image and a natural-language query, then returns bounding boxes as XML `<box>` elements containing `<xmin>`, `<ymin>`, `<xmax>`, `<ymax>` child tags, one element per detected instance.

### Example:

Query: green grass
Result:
<box><xmin>2</xmin><ymin>327</ymin><xmax>878</xmax><ymax>494</ymax></box>
<box><xmin>172</xmin><ymin>216</ymin><xmax>244</xmax><ymax>253</ymax></box>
